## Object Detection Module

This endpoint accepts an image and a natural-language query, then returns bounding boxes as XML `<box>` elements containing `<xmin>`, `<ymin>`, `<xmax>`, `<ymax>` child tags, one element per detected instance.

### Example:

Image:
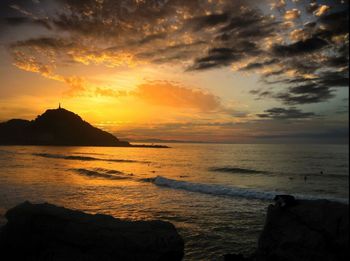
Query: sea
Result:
<box><xmin>0</xmin><ymin>144</ymin><xmax>348</xmax><ymax>260</ymax></box>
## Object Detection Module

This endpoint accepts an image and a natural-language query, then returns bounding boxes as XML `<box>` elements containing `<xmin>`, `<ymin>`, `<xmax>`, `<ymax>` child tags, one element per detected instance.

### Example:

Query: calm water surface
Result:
<box><xmin>0</xmin><ymin>144</ymin><xmax>348</xmax><ymax>260</ymax></box>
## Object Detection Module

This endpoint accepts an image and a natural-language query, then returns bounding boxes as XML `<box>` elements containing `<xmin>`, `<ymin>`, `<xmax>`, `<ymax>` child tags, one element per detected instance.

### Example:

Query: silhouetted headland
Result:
<box><xmin>0</xmin><ymin>107</ymin><xmax>168</xmax><ymax>148</ymax></box>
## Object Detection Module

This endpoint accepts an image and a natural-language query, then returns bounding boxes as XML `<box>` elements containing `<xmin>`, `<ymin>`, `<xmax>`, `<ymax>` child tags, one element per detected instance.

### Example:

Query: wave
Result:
<box><xmin>72</xmin><ymin>152</ymin><xmax>108</xmax><ymax>156</ymax></box>
<box><xmin>33</xmin><ymin>153</ymin><xmax>146</xmax><ymax>163</ymax></box>
<box><xmin>71</xmin><ymin>168</ymin><xmax>132</xmax><ymax>180</ymax></box>
<box><xmin>154</xmin><ymin>176</ymin><xmax>275</xmax><ymax>200</ymax></box>
<box><xmin>210</xmin><ymin>166</ymin><xmax>269</xmax><ymax>174</ymax></box>
<box><xmin>93</xmin><ymin>168</ymin><xmax>131</xmax><ymax>175</ymax></box>
<box><xmin>298</xmin><ymin>173</ymin><xmax>349</xmax><ymax>179</ymax></box>
<box><xmin>153</xmin><ymin>176</ymin><xmax>348</xmax><ymax>203</ymax></box>
<box><xmin>210</xmin><ymin>166</ymin><xmax>348</xmax><ymax>179</ymax></box>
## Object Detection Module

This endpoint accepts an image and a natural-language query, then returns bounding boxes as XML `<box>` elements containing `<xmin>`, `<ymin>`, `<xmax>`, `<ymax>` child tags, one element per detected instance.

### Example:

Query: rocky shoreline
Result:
<box><xmin>0</xmin><ymin>197</ymin><xmax>348</xmax><ymax>261</ymax></box>
<box><xmin>225</xmin><ymin>197</ymin><xmax>349</xmax><ymax>261</ymax></box>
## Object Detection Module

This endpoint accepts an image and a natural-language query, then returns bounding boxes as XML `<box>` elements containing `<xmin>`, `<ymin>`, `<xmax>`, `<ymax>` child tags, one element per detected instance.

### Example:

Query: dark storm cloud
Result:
<box><xmin>317</xmin><ymin>71</ymin><xmax>349</xmax><ymax>87</ymax></box>
<box><xmin>257</xmin><ymin>107</ymin><xmax>316</xmax><ymax>119</ymax></box>
<box><xmin>12</xmin><ymin>37</ymin><xmax>74</xmax><ymax>49</ymax></box>
<box><xmin>189</xmin><ymin>7</ymin><xmax>278</xmax><ymax>71</ymax></box>
<box><xmin>188</xmin><ymin>13</ymin><xmax>230</xmax><ymax>31</ymax></box>
<box><xmin>190</xmin><ymin>40</ymin><xmax>264</xmax><ymax>71</ymax></box>
<box><xmin>1</xmin><ymin>17</ymin><xmax>51</xmax><ymax>29</ymax></box>
<box><xmin>317</xmin><ymin>10</ymin><xmax>349</xmax><ymax>37</ymax></box>
<box><xmin>0</xmin><ymin>0</ymin><xmax>52</xmax><ymax>31</ymax></box>
<box><xmin>254</xmin><ymin>4</ymin><xmax>348</xmax><ymax>105</ymax></box>
<box><xmin>276</xmin><ymin>85</ymin><xmax>335</xmax><ymax>105</ymax></box>
<box><xmin>135</xmin><ymin>41</ymin><xmax>207</xmax><ymax>64</ymax></box>
<box><xmin>266</xmin><ymin>69</ymin><xmax>349</xmax><ymax>89</ymax></box>
<box><xmin>219</xmin><ymin>9</ymin><xmax>270</xmax><ymax>33</ymax></box>
<box><xmin>189</xmin><ymin>47</ymin><xmax>244</xmax><ymax>71</ymax></box>
<box><xmin>324</xmin><ymin>56</ymin><xmax>349</xmax><ymax>68</ymax></box>
<box><xmin>272</xmin><ymin>37</ymin><xmax>329</xmax><ymax>56</ymax></box>
<box><xmin>240</xmin><ymin>59</ymin><xmax>280</xmax><ymax>71</ymax></box>
<box><xmin>138</xmin><ymin>33</ymin><xmax>168</xmax><ymax>44</ymax></box>
<box><xmin>251</xmin><ymin>81</ymin><xmax>337</xmax><ymax>105</ymax></box>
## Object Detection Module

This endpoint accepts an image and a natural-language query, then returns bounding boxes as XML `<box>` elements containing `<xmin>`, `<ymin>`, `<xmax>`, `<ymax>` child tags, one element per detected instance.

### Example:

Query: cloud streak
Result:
<box><xmin>257</xmin><ymin>107</ymin><xmax>317</xmax><ymax>119</ymax></box>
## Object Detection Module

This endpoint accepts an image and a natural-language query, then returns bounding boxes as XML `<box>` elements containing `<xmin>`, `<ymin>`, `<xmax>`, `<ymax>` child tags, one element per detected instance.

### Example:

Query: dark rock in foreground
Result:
<box><xmin>0</xmin><ymin>201</ymin><xmax>184</xmax><ymax>261</ymax></box>
<box><xmin>224</xmin><ymin>198</ymin><xmax>349</xmax><ymax>261</ymax></box>
<box><xmin>257</xmin><ymin>199</ymin><xmax>349</xmax><ymax>261</ymax></box>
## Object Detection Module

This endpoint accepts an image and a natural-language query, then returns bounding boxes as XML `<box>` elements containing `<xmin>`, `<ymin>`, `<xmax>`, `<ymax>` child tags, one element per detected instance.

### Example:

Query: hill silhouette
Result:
<box><xmin>0</xmin><ymin>107</ymin><xmax>150</xmax><ymax>147</ymax></box>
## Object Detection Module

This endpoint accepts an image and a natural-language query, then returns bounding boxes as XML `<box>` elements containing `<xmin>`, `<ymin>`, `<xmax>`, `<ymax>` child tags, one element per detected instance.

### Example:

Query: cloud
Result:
<box><xmin>10</xmin><ymin>47</ymin><xmax>86</xmax><ymax>96</ymax></box>
<box><xmin>92</xmin><ymin>80</ymin><xmax>224</xmax><ymax>112</ymax></box>
<box><xmin>95</xmin><ymin>88</ymin><xmax>127</xmax><ymax>98</ymax></box>
<box><xmin>133</xmin><ymin>81</ymin><xmax>222</xmax><ymax>112</ymax></box>
<box><xmin>272</xmin><ymin>37</ymin><xmax>328</xmax><ymax>56</ymax></box>
<box><xmin>0</xmin><ymin>17</ymin><xmax>51</xmax><ymax>29</ymax></box>
<box><xmin>2</xmin><ymin>0</ymin><xmax>349</xmax><ymax>106</ymax></box>
<box><xmin>188</xmin><ymin>13</ymin><xmax>230</xmax><ymax>32</ymax></box>
<box><xmin>275</xmin><ymin>85</ymin><xmax>335</xmax><ymax>105</ymax></box>
<box><xmin>284</xmin><ymin>9</ymin><xmax>301</xmax><ymax>20</ymax></box>
<box><xmin>188</xmin><ymin>47</ymin><xmax>244</xmax><ymax>71</ymax></box>
<box><xmin>239</xmin><ymin>59</ymin><xmax>279</xmax><ymax>71</ymax></box>
<box><xmin>289</xmin><ymin>28</ymin><xmax>311</xmax><ymax>41</ymax></box>
<box><xmin>12</xmin><ymin>37</ymin><xmax>72</xmax><ymax>49</ymax></box>
<box><xmin>314</xmin><ymin>5</ymin><xmax>330</xmax><ymax>17</ymax></box>
<box><xmin>257</xmin><ymin>107</ymin><xmax>316</xmax><ymax>119</ymax></box>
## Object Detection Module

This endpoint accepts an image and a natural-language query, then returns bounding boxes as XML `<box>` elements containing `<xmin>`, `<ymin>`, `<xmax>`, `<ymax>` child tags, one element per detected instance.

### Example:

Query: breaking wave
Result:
<box><xmin>153</xmin><ymin>176</ymin><xmax>348</xmax><ymax>203</ymax></box>
<box><xmin>210</xmin><ymin>166</ymin><xmax>269</xmax><ymax>174</ymax></box>
<box><xmin>33</xmin><ymin>153</ymin><xmax>146</xmax><ymax>163</ymax></box>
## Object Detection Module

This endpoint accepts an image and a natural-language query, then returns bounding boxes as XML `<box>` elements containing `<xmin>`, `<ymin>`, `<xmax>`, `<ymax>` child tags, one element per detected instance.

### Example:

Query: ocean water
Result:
<box><xmin>0</xmin><ymin>144</ymin><xmax>348</xmax><ymax>260</ymax></box>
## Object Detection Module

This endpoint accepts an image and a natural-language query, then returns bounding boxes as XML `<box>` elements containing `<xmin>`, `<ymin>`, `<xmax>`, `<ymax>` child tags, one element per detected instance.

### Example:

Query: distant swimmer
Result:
<box><xmin>320</xmin><ymin>171</ymin><xmax>324</xmax><ymax>175</ymax></box>
<box><xmin>304</xmin><ymin>175</ymin><xmax>308</xmax><ymax>183</ymax></box>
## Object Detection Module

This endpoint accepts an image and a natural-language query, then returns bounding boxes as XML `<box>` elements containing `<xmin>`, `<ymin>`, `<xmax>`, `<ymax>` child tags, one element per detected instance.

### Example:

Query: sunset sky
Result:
<box><xmin>0</xmin><ymin>0</ymin><xmax>348</xmax><ymax>143</ymax></box>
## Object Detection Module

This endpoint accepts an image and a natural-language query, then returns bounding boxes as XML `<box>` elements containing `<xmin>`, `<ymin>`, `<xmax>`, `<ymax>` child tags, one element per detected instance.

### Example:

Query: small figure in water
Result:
<box><xmin>320</xmin><ymin>171</ymin><xmax>324</xmax><ymax>175</ymax></box>
<box><xmin>304</xmin><ymin>175</ymin><xmax>308</xmax><ymax>183</ymax></box>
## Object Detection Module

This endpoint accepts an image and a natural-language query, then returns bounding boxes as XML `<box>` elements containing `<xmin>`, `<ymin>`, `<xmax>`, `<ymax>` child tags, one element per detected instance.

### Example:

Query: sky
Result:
<box><xmin>0</xmin><ymin>0</ymin><xmax>348</xmax><ymax>143</ymax></box>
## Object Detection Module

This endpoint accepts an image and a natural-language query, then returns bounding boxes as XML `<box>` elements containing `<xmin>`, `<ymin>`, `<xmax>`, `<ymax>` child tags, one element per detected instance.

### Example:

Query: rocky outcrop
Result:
<box><xmin>223</xmin><ymin>198</ymin><xmax>349</xmax><ymax>261</ymax></box>
<box><xmin>256</xmin><ymin>199</ymin><xmax>349</xmax><ymax>261</ymax></box>
<box><xmin>0</xmin><ymin>201</ymin><xmax>184</xmax><ymax>261</ymax></box>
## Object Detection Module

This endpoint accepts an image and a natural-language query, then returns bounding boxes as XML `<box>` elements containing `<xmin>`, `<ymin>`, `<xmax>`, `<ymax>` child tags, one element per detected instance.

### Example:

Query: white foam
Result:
<box><xmin>154</xmin><ymin>176</ymin><xmax>275</xmax><ymax>200</ymax></box>
<box><xmin>154</xmin><ymin>176</ymin><xmax>349</xmax><ymax>203</ymax></box>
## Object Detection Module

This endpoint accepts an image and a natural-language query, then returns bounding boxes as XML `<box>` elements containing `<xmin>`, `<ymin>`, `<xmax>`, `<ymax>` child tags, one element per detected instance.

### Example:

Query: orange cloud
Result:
<box><xmin>289</xmin><ymin>29</ymin><xmax>310</xmax><ymax>41</ymax></box>
<box><xmin>284</xmin><ymin>9</ymin><xmax>301</xmax><ymax>20</ymax></box>
<box><xmin>71</xmin><ymin>49</ymin><xmax>140</xmax><ymax>68</ymax></box>
<box><xmin>95</xmin><ymin>87</ymin><xmax>128</xmax><ymax>97</ymax></box>
<box><xmin>314</xmin><ymin>5</ymin><xmax>330</xmax><ymax>16</ymax></box>
<box><xmin>132</xmin><ymin>81</ymin><xmax>222</xmax><ymax>112</ymax></box>
<box><xmin>11</xmin><ymin>50</ymin><xmax>86</xmax><ymax>96</ymax></box>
